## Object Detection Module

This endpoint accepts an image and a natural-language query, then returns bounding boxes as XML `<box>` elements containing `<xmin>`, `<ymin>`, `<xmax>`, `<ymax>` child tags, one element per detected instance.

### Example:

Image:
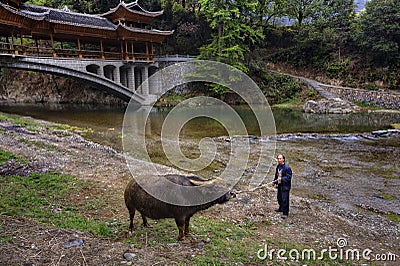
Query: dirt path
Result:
<box><xmin>0</xmin><ymin>116</ymin><xmax>399</xmax><ymax>265</ymax></box>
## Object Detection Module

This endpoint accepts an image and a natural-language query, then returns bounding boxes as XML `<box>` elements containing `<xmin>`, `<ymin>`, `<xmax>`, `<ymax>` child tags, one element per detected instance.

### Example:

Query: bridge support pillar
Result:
<box><xmin>98</xmin><ymin>65</ymin><xmax>104</xmax><ymax>78</ymax></box>
<box><xmin>120</xmin><ymin>68</ymin><xmax>127</xmax><ymax>87</ymax></box>
<box><xmin>127</xmin><ymin>66</ymin><xmax>135</xmax><ymax>91</ymax></box>
<box><xmin>114</xmin><ymin>67</ymin><xmax>120</xmax><ymax>84</ymax></box>
<box><xmin>141</xmin><ymin>66</ymin><xmax>149</xmax><ymax>96</ymax></box>
<box><xmin>149</xmin><ymin>69</ymin><xmax>161</xmax><ymax>95</ymax></box>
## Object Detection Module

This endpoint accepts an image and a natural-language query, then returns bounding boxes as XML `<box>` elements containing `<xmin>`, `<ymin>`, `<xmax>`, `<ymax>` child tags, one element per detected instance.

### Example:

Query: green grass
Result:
<box><xmin>54</xmin><ymin>123</ymin><xmax>94</xmax><ymax>134</ymax></box>
<box><xmin>354</xmin><ymin>102</ymin><xmax>384</xmax><ymax>110</ymax></box>
<box><xmin>0</xmin><ymin>149</ymin><xmax>25</xmax><ymax>164</ymax></box>
<box><xmin>384</xmin><ymin>212</ymin><xmax>400</xmax><ymax>223</ymax></box>
<box><xmin>0</xmin><ymin>111</ymin><xmax>93</xmax><ymax>137</ymax></box>
<box><xmin>189</xmin><ymin>216</ymin><xmax>259</xmax><ymax>264</ymax></box>
<box><xmin>0</xmin><ymin>112</ymin><xmax>40</xmax><ymax>128</ymax></box>
<box><xmin>379</xmin><ymin>193</ymin><xmax>398</xmax><ymax>201</ymax></box>
<box><xmin>0</xmin><ymin>170</ymin><xmax>123</xmax><ymax>238</ymax></box>
<box><xmin>272</xmin><ymin>102</ymin><xmax>302</xmax><ymax>108</ymax></box>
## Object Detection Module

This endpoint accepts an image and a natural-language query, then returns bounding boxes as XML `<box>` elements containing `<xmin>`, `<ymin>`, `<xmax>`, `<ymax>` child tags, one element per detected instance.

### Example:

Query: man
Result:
<box><xmin>272</xmin><ymin>154</ymin><xmax>292</xmax><ymax>219</ymax></box>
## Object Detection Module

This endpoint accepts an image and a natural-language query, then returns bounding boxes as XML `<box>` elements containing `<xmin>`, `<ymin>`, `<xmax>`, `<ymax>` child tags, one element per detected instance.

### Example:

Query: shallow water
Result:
<box><xmin>0</xmin><ymin>103</ymin><xmax>399</xmax><ymax>149</ymax></box>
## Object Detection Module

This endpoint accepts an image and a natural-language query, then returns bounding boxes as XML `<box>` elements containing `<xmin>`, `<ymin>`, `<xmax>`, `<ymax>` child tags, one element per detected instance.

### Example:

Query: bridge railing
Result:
<box><xmin>0</xmin><ymin>41</ymin><xmax>155</xmax><ymax>61</ymax></box>
<box><xmin>156</xmin><ymin>54</ymin><xmax>198</xmax><ymax>62</ymax></box>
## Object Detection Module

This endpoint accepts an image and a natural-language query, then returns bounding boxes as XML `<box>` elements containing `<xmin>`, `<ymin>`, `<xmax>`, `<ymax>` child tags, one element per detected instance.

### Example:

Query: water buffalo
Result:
<box><xmin>124</xmin><ymin>174</ymin><xmax>235</xmax><ymax>240</ymax></box>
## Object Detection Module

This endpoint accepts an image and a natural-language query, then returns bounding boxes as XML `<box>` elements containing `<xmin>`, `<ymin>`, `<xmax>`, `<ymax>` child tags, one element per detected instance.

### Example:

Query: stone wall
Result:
<box><xmin>321</xmin><ymin>86</ymin><xmax>400</xmax><ymax>110</ymax></box>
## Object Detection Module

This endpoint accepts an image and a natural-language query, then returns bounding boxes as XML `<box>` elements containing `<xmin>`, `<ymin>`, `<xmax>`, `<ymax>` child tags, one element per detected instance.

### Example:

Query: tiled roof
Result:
<box><xmin>117</xmin><ymin>23</ymin><xmax>173</xmax><ymax>35</ymax></box>
<box><xmin>102</xmin><ymin>1</ymin><xmax>163</xmax><ymax>17</ymax></box>
<box><xmin>21</xmin><ymin>4</ymin><xmax>117</xmax><ymax>30</ymax></box>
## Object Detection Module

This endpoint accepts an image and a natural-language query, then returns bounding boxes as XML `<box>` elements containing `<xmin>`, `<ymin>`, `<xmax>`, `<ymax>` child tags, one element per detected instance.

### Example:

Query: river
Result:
<box><xmin>0</xmin><ymin>103</ymin><xmax>399</xmax><ymax>150</ymax></box>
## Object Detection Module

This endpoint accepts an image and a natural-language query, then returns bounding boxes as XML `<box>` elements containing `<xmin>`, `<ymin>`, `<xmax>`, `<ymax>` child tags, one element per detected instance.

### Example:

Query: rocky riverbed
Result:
<box><xmin>0</xmin><ymin>114</ymin><xmax>399</xmax><ymax>265</ymax></box>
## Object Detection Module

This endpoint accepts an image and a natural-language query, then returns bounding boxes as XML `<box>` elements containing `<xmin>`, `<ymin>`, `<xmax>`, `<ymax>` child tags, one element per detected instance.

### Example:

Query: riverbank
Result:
<box><xmin>0</xmin><ymin>113</ymin><xmax>399</xmax><ymax>265</ymax></box>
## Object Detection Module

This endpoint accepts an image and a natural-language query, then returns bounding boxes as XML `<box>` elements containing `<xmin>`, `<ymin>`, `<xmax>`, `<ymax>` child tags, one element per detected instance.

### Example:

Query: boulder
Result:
<box><xmin>303</xmin><ymin>98</ymin><xmax>359</xmax><ymax>114</ymax></box>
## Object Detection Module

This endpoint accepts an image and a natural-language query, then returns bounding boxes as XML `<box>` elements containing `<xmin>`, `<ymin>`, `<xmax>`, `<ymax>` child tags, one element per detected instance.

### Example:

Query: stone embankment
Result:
<box><xmin>282</xmin><ymin>72</ymin><xmax>400</xmax><ymax>113</ymax></box>
<box><xmin>322</xmin><ymin>85</ymin><xmax>400</xmax><ymax>110</ymax></box>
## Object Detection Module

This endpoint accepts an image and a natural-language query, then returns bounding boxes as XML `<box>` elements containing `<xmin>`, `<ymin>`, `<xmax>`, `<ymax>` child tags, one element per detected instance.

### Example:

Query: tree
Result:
<box><xmin>284</xmin><ymin>0</ymin><xmax>317</xmax><ymax>29</ymax></box>
<box><xmin>255</xmin><ymin>0</ymin><xmax>286</xmax><ymax>26</ymax></box>
<box><xmin>354</xmin><ymin>0</ymin><xmax>400</xmax><ymax>66</ymax></box>
<box><xmin>198</xmin><ymin>0</ymin><xmax>263</xmax><ymax>73</ymax></box>
<box><xmin>300</xmin><ymin>0</ymin><xmax>356</xmax><ymax>59</ymax></box>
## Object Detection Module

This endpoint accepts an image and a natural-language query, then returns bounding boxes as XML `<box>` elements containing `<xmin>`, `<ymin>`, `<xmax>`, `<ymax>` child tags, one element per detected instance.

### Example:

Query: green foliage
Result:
<box><xmin>361</xmin><ymin>84</ymin><xmax>378</xmax><ymax>91</ymax></box>
<box><xmin>354</xmin><ymin>0</ymin><xmax>400</xmax><ymax>67</ymax></box>
<box><xmin>252</xmin><ymin>68</ymin><xmax>306</xmax><ymax>104</ymax></box>
<box><xmin>325</xmin><ymin>58</ymin><xmax>350</xmax><ymax>79</ymax></box>
<box><xmin>157</xmin><ymin>1</ymin><xmax>211</xmax><ymax>55</ymax></box>
<box><xmin>199</xmin><ymin>0</ymin><xmax>264</xmax><ymax>72</ymax></box>
<box><xmin>26</xmin><ymin>0</ymin><xmax>120</xmax><ymax>13</ymax></box>
<box><xmin>284</xmin><ymin>0</ymin><xmax>318</xmax><ymax>28</ymax></box>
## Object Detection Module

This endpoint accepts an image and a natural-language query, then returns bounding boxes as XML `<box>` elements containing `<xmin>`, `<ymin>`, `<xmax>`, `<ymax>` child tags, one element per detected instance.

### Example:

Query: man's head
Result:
<box><xmin>277</xmin><ymin>154</ymin><xmax>285</xmax><ymax>165</ymax></box>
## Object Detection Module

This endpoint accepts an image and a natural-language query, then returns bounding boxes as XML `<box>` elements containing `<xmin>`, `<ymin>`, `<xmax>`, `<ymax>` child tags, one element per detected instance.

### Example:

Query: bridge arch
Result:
<box><xmin>86</xmin><ymin>64</ymin><xmax>100</xmax><ymax>75</ymax></box>
<box><xmin>104</xmin><ymin>65</ymin><xmax>117</xmax><ymax>81</ymax></box>
<box><xmin>0</xmin><ymin>55</ymin><xmax>149</xmax><ymax>104</ymax></box>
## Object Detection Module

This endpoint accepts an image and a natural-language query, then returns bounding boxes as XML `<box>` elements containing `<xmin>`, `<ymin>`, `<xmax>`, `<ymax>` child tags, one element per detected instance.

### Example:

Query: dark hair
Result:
<box><xmin>277</xmin><ymin>154</ymin><xmax>285</xmax><ymax>162</ymax></box>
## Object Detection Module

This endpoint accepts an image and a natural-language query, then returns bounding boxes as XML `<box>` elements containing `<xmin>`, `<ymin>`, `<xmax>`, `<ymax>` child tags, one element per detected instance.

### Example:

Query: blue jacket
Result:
<box><xmin>273</xmin><ymin>163</ymin><xmax>292</xmax><ymax>191</ymax></box>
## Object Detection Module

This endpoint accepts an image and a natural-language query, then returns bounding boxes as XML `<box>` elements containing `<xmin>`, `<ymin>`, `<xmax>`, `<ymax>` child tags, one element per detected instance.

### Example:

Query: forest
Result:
<box><xmin>24</xmin><ymin>0</ymin><xmax>400</xmax><ymax>94</ymax></box>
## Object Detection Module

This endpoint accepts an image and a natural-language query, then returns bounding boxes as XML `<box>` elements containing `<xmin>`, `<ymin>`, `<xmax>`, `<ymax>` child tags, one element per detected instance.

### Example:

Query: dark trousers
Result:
<box><xmin>277</xmin><ymin>186</ymin><xmax>290</xmax><ymax>216</ymax></box>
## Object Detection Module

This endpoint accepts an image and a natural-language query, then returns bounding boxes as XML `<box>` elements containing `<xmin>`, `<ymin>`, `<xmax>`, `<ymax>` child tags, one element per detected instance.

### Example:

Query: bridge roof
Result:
<box><xmin>0</xmin><ymin>2</ymin><xmax>172</xmax><ymax>43</ymax></box>
<box><xmin>101</xmin><ymin>1</ymin><xmax>163</xmax><ymax>25</ymax></box>
<box><xmin>21</xmin><ymin>4</ymin><xmax>117</xmax><ymax>30</ymax></box>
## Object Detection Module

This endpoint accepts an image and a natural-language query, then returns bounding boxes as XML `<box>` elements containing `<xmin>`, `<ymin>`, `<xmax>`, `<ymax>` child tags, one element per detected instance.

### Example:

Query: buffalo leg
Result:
<box><xmin>184</xmin><ymin>216</ymin><xmax>192</xmax><ymax>236</ymax></box>
<box><xmin>140</xmin><ymin>213</ymin><xmax>150</xmax><ymax>227</ymax></box>
<box><xmin>175</xmin><ymin>217</ymin><xmax>185</xmax><ymax>241</ymax></box>
<box><xmin>129</xmin><ymin>209</ymin><xmax>135</xmax><ymax>232</ymax></box>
